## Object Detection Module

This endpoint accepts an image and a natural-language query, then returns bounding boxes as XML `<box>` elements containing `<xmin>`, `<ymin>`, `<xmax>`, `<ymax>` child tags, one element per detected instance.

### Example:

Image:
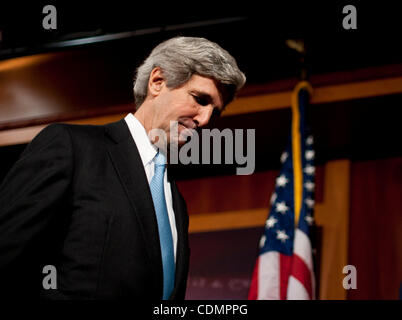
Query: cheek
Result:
<box><xmin>161</xmin><ymin>91</ymin><xmax>194</xmax><ymax>120</ymax></box>
<box><xmin>171</xmin><ymin>101</ymin><xmax>192</xmax><ymax>118</ymax></box>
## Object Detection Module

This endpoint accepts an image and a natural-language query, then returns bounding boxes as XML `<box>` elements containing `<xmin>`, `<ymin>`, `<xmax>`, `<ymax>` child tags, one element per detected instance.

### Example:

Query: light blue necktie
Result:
<box><xmin>150</xmin><ymin>151</ymin><xmax>175</xmax><ymax>300</ymax></box>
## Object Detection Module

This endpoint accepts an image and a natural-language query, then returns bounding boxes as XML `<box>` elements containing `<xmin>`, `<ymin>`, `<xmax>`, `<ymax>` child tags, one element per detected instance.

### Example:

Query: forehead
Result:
<box><xmin>185</xmin><ymin>74</ymin><xmax>224</xmax><ymax>109</ymax></box>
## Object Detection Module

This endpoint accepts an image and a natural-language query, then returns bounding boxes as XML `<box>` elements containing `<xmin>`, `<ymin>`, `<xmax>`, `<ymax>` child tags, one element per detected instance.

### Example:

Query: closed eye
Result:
<box><xmin>191</xmin><ymin>94</ymin><xmax>209</xmax><ymax>106</ymax></box>
<box><xmin>190</xmin><ymin>91</ymin><xmax>223</xmax><ymax>118</ymax></box>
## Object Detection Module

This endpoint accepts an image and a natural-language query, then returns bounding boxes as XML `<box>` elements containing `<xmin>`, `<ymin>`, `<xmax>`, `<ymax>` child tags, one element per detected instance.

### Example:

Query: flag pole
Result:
<box><xmin>285</xmin><ymin>38</ymin><xmax>308</xmax><ymax>81</ymax></box>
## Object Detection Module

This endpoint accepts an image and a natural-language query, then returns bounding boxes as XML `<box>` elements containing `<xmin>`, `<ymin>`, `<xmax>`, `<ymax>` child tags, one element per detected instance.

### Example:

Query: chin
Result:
<box><xmin>166</xmin><ymin>138</ymin><xmax>185</xmax><ymax>148</ymax></box>
<box><xmin>178</xmin><ymin>139</ymin><xmax>187</xmax><ymax>147</ymax></box>
<box><xmin>173</xmin><ymin>138</ymin><xmax>187</xmax><ymax>147</ymax></box>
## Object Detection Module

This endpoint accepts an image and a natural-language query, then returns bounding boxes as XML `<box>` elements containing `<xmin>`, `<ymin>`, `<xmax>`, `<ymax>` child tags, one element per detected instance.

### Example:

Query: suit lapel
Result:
<box><xmin>104</xmin><ymin>119</ymin><xmax>163</xmax><ymax>298</ymax></box>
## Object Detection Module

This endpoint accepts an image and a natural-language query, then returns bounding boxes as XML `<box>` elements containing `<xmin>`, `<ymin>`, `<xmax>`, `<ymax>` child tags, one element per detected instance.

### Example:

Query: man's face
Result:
<box><xmin>152</xmin><ymin>73</ymin><xmax>224</xmax><ymax>146</ymax></box>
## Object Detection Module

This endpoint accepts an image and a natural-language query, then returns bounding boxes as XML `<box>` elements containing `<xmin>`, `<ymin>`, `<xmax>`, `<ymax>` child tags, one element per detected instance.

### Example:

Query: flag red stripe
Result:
<box><xmin>290</xmin><ymin>254</ymin><xmax>313</xmax><ymax>299</ymax></box>
<box><xmin>248</xmin><ymin>257</ymin><xmax>259</xmax><ymax>299</ymax></box>
<box><xmin>279</xmin><ymin>254</ymin><xmax>292</xmax><ymax>300</ymax></box>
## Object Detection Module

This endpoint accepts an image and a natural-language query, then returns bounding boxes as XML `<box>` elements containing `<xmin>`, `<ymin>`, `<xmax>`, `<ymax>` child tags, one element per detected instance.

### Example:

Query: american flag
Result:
<box><xmin>248</xmin><ymin>82</ymin><xmax>316</xmax><ymax>300</ymax></box>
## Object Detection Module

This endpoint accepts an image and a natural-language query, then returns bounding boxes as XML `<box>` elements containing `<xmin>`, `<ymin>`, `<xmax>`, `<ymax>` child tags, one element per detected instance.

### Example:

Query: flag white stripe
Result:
<box><xmin>287</xmin><ymin>275</ymin><xmax>310</xmax><ymax>300</ymax></box>
<box><xmin>293</xmin><ymin>228</ymin><xmax>313</xmax><ymax>271</ymax></box>
<box><xmin>258</xmin><ymin>251</ymin><xmax>280</xmax><ymax>300</ymax></box>
<box><xmin>293</xmin><ymin>228</ymin><xmax>316</xmax><ymax>299</ymax></box>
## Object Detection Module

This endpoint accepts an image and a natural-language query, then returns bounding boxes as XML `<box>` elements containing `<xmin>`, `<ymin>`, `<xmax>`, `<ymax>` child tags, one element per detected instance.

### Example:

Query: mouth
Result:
<box><xmin>178</xmin><ymin>119</ymin><xmax>197</xmax><ymax>130</ymax></box>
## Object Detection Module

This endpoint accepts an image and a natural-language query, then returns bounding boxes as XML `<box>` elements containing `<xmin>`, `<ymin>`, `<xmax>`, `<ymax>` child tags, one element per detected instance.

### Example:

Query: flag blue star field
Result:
<box><xmin>248</xmin><ymin>82</ymin><xmax>316</xmax><ymax>300</ymax></box>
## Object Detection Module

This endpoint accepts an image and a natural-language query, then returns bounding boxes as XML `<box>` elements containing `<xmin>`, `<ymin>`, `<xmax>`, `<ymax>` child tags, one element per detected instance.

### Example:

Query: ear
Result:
<box><xmin>148</xmin><ymin>67</ymin><xmax>165</xmax><ymax>97</ymax></box>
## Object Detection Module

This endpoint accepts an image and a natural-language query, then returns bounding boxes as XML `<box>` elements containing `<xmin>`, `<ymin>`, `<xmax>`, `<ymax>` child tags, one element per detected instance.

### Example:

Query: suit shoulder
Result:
<box><xmin>26</xmin><ymin>123</ymin><xmax>107</xmax><ymax>153</ymax></box>
<box><xmin>14</xmin><ymin>123</ymin><xmax>74</xmax><ymax>164</ymax></box>
<box><xmin>32</xmin><ymin>122</ymin><xmax>105</xmax><ymax>144</ymax></box>
<box><xmin>52</xmin><ymin>122</ymin><xmax>107</xmax><ymax>143</ymax></box>
<box><xmin>24</xmin><ymin>123</ymin><xmax>71</xmax><ymax>152</ymax></box>
<box><xmin>59</xmin><ymin>122</ymin><xmax>105</xmax><ymax>135</ymax></box>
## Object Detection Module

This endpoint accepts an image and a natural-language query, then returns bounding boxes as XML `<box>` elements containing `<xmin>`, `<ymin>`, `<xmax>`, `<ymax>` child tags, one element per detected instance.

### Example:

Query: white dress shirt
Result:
<box><xmin>124</xmin><ymin>113</ymin><xmax>177</xmax><ymax>262</ymax></box>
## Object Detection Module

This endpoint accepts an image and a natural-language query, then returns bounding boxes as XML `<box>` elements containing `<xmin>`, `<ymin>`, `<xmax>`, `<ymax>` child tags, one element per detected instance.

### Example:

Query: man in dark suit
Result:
<box><xmin>0</xmin><ymin>36</ymin><xmax>245</xmax><ymax>300</ymax></box>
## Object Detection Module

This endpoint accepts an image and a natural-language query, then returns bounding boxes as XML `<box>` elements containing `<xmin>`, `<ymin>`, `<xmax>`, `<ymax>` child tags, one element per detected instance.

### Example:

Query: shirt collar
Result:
<box><xmin>124</xmin><ymin>113</ymin><xmax>157</xmax><ymax>167</ymax></box>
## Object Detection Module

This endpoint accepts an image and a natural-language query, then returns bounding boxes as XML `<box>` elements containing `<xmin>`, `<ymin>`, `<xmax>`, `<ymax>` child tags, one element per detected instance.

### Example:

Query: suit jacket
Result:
<box><xmin>0</xmin><ymin>119</ymin><xmax>190</xmax><ymax>300</ymax></box>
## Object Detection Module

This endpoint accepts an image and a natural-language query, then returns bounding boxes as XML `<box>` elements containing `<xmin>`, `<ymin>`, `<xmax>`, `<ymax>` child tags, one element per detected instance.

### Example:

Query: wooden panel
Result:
<box><xmin>0</xmin><ymin>113</ymin><xmax>126</xmax><ymax>146</ymax></box>
<box><xmin>178</xmin><ymin>171</ymin><xmax>278</xmax><ymax>215</ymax></box>
<box><xmin>189</xmin><ymin>208</ymin><xmax>268</xmax><ymax>233</ymax></box>
<box><xmin>314</xmin><ymin>160</ymin><xmax>350</xmax><ymax>300</ymax></box>
<box><xmin>224</xmin><ymin>77</ymin><xmax>402</xmax><ymax>116</ymax></box>
<box><xmin>0</xmin><ymin>50</ymin><xmax>133</xmax><ymax>127</ymax></box>
<box><xmin>2</xmin><ymin>76</ymin><xmax>402</xmax><ymax>147</ymax></box>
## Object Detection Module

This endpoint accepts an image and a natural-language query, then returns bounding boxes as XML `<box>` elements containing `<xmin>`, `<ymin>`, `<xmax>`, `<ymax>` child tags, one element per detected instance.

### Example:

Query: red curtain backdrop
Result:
<box><xmin>348</xmin><ymin>157</ymin><xmax>402</xmax><ymax>299</ymax></box>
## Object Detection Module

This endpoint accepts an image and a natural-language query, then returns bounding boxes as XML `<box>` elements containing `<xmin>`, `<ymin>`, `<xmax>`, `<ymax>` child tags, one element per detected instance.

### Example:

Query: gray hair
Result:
<box><xmin>133</xmin><ymin>36</ymin><xmax>246</xmax><ymax>107</ymax></box>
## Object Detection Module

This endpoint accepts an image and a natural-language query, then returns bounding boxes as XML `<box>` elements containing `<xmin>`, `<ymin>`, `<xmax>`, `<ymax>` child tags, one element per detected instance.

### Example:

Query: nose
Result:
<box><xmin>193</xmin><ymin>106</ymin><xmax>213</xmax><ymax>128</ymax></box>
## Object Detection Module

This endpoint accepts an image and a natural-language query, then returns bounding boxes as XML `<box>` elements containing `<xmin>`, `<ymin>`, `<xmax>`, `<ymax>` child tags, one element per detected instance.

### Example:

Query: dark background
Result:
<box><xmin>1</xmin><ymin>2</ymin><xmax>402</xmax><ymax>82</ymax></box>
